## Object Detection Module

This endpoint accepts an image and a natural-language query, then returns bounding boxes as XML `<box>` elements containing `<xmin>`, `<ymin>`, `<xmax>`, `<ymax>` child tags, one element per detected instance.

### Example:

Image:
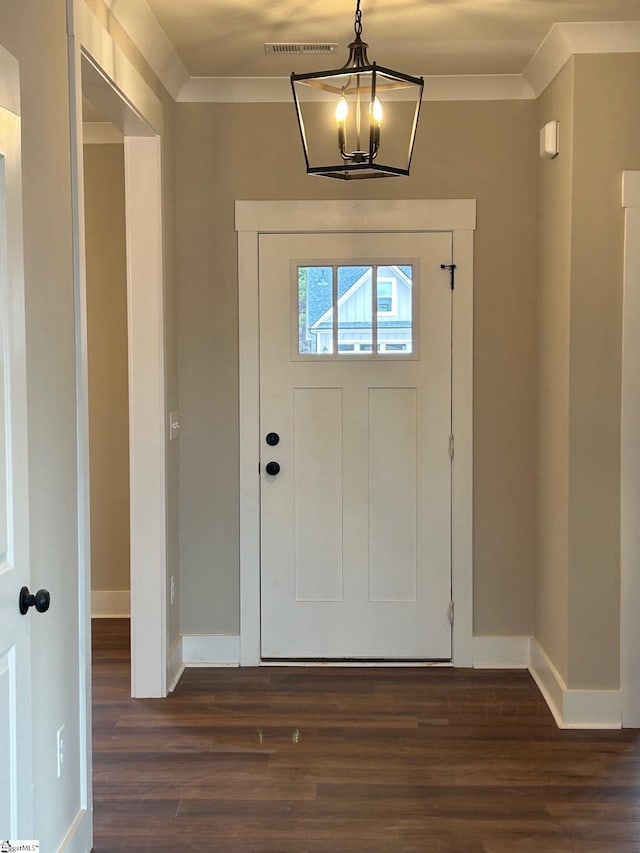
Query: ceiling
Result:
<box><xmin>142</xmin><ymin>0</ymin><xmax>640</xmax><ymax>79</ymax></box>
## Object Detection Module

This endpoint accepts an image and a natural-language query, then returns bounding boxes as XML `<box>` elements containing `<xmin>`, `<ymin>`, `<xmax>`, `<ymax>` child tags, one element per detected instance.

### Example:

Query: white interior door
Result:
<box><xmin>260</xmin><ymin>231</ymin><xmax>453</xmax><ymax>660</ymax></box>
<box><xmin>0</xmin><ymin>101</ymin><xmax>34</xmax><ymax>835</ymax></box>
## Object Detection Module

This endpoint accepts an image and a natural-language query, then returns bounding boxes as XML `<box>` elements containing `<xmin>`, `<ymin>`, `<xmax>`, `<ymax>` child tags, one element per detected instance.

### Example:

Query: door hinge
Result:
<box><xmin>448</xmin><ymin>601</ymin><xmax>454</xmax><ymax>625</ymax></box>
<box><xmin>448</xmin><ymin>434</ymin><xmax>454</xmax><ymax>459</ymax></box>
<box><xmin>440</xmin><ymin>263</ymin><xmax>457</xmax><ymax>290</ymax></box>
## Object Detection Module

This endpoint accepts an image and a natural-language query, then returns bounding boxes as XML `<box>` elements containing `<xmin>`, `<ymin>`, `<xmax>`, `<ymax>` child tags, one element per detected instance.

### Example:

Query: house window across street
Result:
<box><xmin>296</xmin><ymin>262</ymin><xmax>416</xmax><ymax>358</ymax></box>
<box><xmin>376</xmin><ymin>277</ymin><xmax>397</xmax><ymax>315</ymax></box>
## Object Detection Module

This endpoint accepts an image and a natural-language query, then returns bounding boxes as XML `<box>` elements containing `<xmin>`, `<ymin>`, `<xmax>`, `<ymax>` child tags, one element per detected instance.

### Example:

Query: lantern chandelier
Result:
<box><xmin>290</xmin><ymin>0</ymin><xmax>424</xmax><ymax>180</ymax></box>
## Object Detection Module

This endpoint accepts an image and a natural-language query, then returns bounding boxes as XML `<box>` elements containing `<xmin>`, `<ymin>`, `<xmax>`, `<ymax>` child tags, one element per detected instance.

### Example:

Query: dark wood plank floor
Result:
<box><xmin>92</xmin><ymin>619</ymin><xmax>640</xmax><ymax>852</ymax></box>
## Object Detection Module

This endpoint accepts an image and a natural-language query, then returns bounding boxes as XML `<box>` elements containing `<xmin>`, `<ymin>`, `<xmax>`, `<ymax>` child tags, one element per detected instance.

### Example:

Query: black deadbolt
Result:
<box><xmin>265</xmin><ymin>461</ymin><xmax>280</xmax><ymax>476</ymax></box>
<box><xmin>19</xmin><ymin>586</ymin><xmax>51</xmax><ymax>615</ymax></box>
<box><xmin>266</xmin><ymin>432</ymin><xmax>280</xmax><ymax>447</ymax></box>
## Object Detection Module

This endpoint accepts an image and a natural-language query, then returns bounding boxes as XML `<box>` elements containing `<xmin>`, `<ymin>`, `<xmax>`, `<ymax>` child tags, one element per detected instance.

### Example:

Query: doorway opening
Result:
<box><xmin>82</xmin><ymin>110</ymin><xmax>131</xmax><ymax>627</ymax></box>
<box><xmin>68</xmin><ymin>13</ymin><xmax>171</xmax><ymax>827</ymax></box>
<box><xmin>72</xmin><ymin>45</ymin><xmax>168</xmax><ymax>700</ymax></box>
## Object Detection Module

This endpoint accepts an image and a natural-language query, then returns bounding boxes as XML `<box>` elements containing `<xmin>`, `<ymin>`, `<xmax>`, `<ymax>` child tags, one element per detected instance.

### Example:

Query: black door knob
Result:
<box><xmin>266</xmin><ymin>432</ymin><xmax>280</xmax><ymax>446</ymax></box>
<box><xmin>19</xmin><ymin>586</ymin><xmax>51</xmax><ymax>615</ymax></box>
<box><xmin>265</xmin><ymin>461</ymin><xmax>280</xmax><ymax>476</ymax></box>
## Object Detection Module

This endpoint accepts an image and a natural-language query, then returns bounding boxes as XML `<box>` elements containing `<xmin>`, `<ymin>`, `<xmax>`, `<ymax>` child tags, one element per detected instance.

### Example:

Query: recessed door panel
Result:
<box><xmin>294</xmin><ymin>388</ymin><xmax>343</xmax><ymax>602</ymax></box>
<box><xmin>368</xmin><ymin>387</ymin><xmax>417</xmax><ymax>603</ymax></box>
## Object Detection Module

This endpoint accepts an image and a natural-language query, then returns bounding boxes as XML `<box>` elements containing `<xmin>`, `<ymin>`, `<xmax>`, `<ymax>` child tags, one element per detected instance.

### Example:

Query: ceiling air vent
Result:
<box><xmin>265</xmin><ymin>43</ymin><xmax>338</xmax><ymax>56</ymax></box>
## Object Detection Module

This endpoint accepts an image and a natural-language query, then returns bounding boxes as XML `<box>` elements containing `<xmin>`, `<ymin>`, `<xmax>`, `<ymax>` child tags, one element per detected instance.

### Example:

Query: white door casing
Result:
<box><xmin>69</xmin><ymin>0</ymin><xmax>168</xmax><ymax>714</ymax></box>
<box><xmin>260</xmin><ymin>232</ymin><xmax>453</xmax><ymax>659</ymax></box>
<box><xmin>236</xmin><ymin>200</ymin><xmax>475</xmax><ymax>667</ymax></box>
<box><xmin>0</xmin><ymin>44</ymin><xmax>34</xmax><ymax>837</ymax></box>
<box><xmin>621</xmin><ymin>171</ymin><xmax>640</xmax><ymax>726</ymax></box>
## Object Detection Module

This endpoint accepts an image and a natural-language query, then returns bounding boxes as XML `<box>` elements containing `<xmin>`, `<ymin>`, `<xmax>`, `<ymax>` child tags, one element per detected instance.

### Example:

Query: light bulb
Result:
<box><xmin>335</xmin><ymin>96</ymin><xmax>349</xmax><ymax>123</ymax></box>
<box><xmin>371</xmin><ymin>96</ymin><xmax>383</xmax><ymax>124</ymax></box>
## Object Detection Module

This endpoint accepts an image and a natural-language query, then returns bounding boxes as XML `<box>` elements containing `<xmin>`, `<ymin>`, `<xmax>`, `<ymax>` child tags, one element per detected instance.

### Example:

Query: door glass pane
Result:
<box><xmin>377</xmin><ymin>265</ymin><xmax>413</xmax><ymax>354</ymax></box>
<box><xmin>338</xmin><ymin>265</ymin><xmax>372</xmax><ymax>355</ymax></box>
<box><xmin>298</xmin><ymin>266</ymin><xmax>333</xmax><ymax>354</ymax></box>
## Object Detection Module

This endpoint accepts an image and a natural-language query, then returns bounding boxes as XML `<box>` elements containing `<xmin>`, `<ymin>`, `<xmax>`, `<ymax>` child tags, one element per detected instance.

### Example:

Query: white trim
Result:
<box><xmin>177</xmin><ymin>74</ymin><xmax>534</xmax><ymax>103</ymax></box>
<box><xmin>236</xmin><ymin>200</ymin><xmax>475</xmax><ymax>668</ymax></box>
<box><xmin>167</xmin><ymin>635</ymin><xmax>184</xmax><ymax>692</ymax></box>
<box><xmin>90</xmin><ymin>590</ymin><xmax>130</xmax><ymax>618</ymax></box>
<box><xmin>529</xmin><ymin>639</ymin><xmax>622</xmax><ymax>729</ymax></box>
<box><xmin>0</xmin><ymin>44</ymin><xmax>20</xmax><ymax>115</ymax></box>
<box><xmin>451</xmin><ymin>228</ymin><xmax>473</xmax><ymax>667</ymax></box>
<box><xmin>524</xmin><ymin>21</ymin><xmax>640</xmax><ymax>97</ymax></box>
<box><xmin>423</xmin><ymin>74</ymin><xmax>534</xmax><ymax>102</ymax></box>
<box><xmin>66</xmin><ymin>4</ymin><xmax>94</xmax><ymax>845</ymax></box>
<box><xmin>76</xmin><ymin>0</ymin><xmax>162</xmax><ymax>134</ymax></box>
<box><xmin>70</xmin><ymin>0</ymin><xmax>169</xmax><ymax>708</ymax></box>
<box><xmin>473</xmin><ymin>636</ymin><xmax>531</xmax><ymax>669</ymax></box>
<box><xmin>182</xmin><ymin>635</ymin><xmax>241</xmax><ymax>667</ymax></box>
<box><xmin>56</xmin><ymin>807</ymin><xmax>92</xmax><ymax>853</ymax></box>
<box><xmin>621</xmin><ymin>171</ymin><xmax>640</xmax><ymax>727</ymax></box>
<box><xmin>100</xmin><ymin>0</ymin><xmax>189</xmax><ymax>100</ymax></box>
<box><xmin>236</xmin><ymin>199</ymin><xmax>476</xmax><ymax>235</ymax></box>
<box><xmin>125</xmin><ymin>135</ymin><xmax>167</xmax><ymax>699</ymax></box>
<box><xmin>237</xmin><ymin>230</ymin><xmax>261</xmax><ymax>666</ymax></box>
<box><xmin>523</xmin><ymin>23</ymin><xmax>573</xmax><ymax>98</ymax></box>
<box><xmin>82</xmin><ymin>121</ymin><xmax>123</xmax><ymax>144</ymax></box>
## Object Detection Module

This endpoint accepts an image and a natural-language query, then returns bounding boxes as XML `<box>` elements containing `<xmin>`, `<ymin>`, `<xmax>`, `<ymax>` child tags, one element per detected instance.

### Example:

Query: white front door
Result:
<box><xmin>0</xmin><ymin>96</ymin><xmax>34</xmax><ymax>834</ymax></box>
<box><xmin>259</xmin><ymin>231</ymin><xmax>453</xmax><ymax>660</ymax></box>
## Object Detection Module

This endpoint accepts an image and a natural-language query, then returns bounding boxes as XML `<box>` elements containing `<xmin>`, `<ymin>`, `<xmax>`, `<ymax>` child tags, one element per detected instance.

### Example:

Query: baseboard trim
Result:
<box><xmin>174</xmin><ymin>632</ymin><xmax>621</xmax><ymax>728</ymax></box>
<box><xmin>167</xmin><ymin>635</ymin><xmax>184</xmax><ymax>692</ymax></box>
<box><xmin>57</xmin><ymin>806</ymin><xmax>92</xmax><ymax>853</ymax></box>
<box><xmin>529</xmin><ymin>639</ymin><xmax>622</xmax><ymax>729</ymax></box>
<box><xmin>182</xmin><ymin>634</ymin><xmax>240</xmax><ymax>667</ymax></box>
<box><xmin>472</xmin><ymin>635</ymin><xmax>532</xmax><ymax>668</ymax></box>
<box><xmin>91</xmin><ymin>589</ymin><xmax>130</xmax><ymax>618</ymax></box>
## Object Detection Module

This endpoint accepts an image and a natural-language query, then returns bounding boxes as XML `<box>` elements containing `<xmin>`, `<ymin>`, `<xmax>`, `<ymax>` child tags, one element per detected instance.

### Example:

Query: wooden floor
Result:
<box><xmin>92</xmin><ymin>619</ymin><xmax>640</xmax><ymax>852</ymax></box>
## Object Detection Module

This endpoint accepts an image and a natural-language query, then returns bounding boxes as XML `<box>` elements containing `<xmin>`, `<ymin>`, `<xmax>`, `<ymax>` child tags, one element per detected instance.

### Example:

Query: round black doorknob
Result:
<box><xmin>19</xmin><ymin>586</ymin><xmax>51</xmax><ymax>615</ymax></box>
<box><xmin>265</xmin><ymin>461</ymin><xmax>280</xmax><ymax>476</ymax></box>
<box><xmin>266</xmin><ymin>432</ymin><xmax>280</xmax><ymax>447</ymax></box>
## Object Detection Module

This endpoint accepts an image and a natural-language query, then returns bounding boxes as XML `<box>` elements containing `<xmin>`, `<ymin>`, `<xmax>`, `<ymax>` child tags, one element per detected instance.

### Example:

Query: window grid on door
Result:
<box><xmin>295</xmin><ymin>261</ymin><xmax>417</xmax><ymax>359</ymax></box>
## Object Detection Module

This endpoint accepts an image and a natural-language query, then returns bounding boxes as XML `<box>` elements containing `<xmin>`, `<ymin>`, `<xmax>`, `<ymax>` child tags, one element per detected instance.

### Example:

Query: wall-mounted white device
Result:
<box><xmin>540</xmin><ymin>120</ymin><xmax>559</xmax><ymax>160</ymax></box>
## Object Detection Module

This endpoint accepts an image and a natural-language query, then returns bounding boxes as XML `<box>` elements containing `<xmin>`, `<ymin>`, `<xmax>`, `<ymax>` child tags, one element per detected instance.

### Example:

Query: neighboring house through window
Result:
<box><xmin>298</xmin><ymin>263</ymin><xmax>414</xmax><ymax>356</ymax></box>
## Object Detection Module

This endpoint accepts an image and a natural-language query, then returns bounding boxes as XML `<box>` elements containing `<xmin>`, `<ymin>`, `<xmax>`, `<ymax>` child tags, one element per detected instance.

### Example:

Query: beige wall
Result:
<box><xmin>567</xmin><ymin>53</ymin><xmax>640</xmax><ymax>688</ymax></box>
<box><xmin>84</xmin><ymin>142</ymin><xmax>130</xmax><ymax>595</ymax></box>
<box><xmin>536</xmin><ymin>60</ymin><xmax>574</xmax><ymax>683</ymax></box>
<box><xmin>536</xmin><ymin>53</ymin><xmax>640</xmax><ymax>690</ymax></box>
<box><xmin>174</xmin><ymin>99</ymin><xmax>539</xmax><ymax>637</ymax></box>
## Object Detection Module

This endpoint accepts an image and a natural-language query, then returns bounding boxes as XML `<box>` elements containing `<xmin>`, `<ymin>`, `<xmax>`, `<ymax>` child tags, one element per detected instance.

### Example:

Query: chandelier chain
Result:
<box><xmin>354</xmin><ymin>0</ymin><xmax>363</xmax><ymax>39</ymax></box>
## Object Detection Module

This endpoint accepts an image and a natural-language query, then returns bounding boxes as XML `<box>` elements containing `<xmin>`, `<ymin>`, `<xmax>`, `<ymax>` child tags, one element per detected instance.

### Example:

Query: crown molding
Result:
<box><xmin>426</xmin><ymin>75</ymin><xmax>535</xmax><ymax>101</ymax></box>
<box><xmin>177</xmin><ymin>74</ymin><xmax>535</xmax><ymax>103</ymax></box>
<box><xmin>99</xmin><ymin>0</ymin><xmax>189</xmax><ymax>99</ymax></box>
<box><xmin>524</xmin><ymin>21</ymin><xmax>640</xmax><ymax>97</ymax></box>
<box><xmin>95</xmin><ymin>5</ymin><xmax>640</xmax><ymax>105</ymax></box>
